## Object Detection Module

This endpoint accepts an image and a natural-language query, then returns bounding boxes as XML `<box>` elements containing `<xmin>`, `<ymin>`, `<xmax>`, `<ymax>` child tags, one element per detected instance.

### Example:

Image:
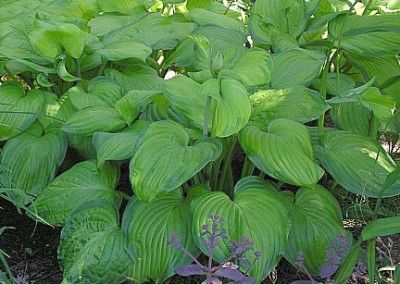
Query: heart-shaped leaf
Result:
<box><xmin>30</xmin><ymin>160</ymin><xmax>120</xmax><ymax>225</ymax></box>
<box><xmin>271</xmin><ymin>49</ymin><xmax>326</xmax><ymax>88</ymax></box>
<box><xmin>315</xmin><ymin>131</ymin><xmax>400</xmax><ymax>198</ymax></box>
<box><xmin>191</xmin><ymin>177</ymin><xmax>290</xmax><ymax>283</ymax></box>
<box><xmin>29</xmin><ymin>19</ymin><xmax>84</xmax><ymax>60</ymax></box>
<box><xmin>59</xmin><ymin>200</ymin><xmax>135</xmax><ymax>284</ymax></box>
<box><xmin>97</xmin><ymin>41</ymin><xmax>152</xmax><ymax>61</ymax></box>
<box><xmin>0</xmin><ymin>83</ymin><xmax>44</xmax><ymax>141</ymax></box>
<box><xmin>122</xmin><ymin>189</ymin><xmax>198</xmax><ymax>282</ymax></box>
<box><xmin>219</xmin><ymin>48</ymin><xmax>272</xmax><ymax>88</ymax></box>
<box><xmin>284</xmin><ymin>186</ymin><xmax>350</xmax><ymax>275</ymax></box>
<box><xmin>250</xmin><ymin>86</ymin><xmax>329</xmax><ymax>125</ymax></box>
<box><xmin>239</xmin><ymin>119</ymin><xmax>324</xmax><ymax>187</ymax></box>
<box><xmin>329</xmin><ymin>13</ymin><xmax>400</xmax><ymax>56</ymax></box>
<box><xmin>61</xmin><ymin>106</ymin><xmax>127</xmax><ymax>136</ymax></box>
<box><xmin>130</xmin><ymin>120</ymin><xmax>222</xmax><ymax>201</ymax></box>
<box><xmin>93</xmin><ymin>120</ymin><xmax>148</xmax><ymax>167</ymax></box>
<box><xmin>1</xmin><ymin>122</ymin><xmax>67</xmax><ymax>203</ymax></box>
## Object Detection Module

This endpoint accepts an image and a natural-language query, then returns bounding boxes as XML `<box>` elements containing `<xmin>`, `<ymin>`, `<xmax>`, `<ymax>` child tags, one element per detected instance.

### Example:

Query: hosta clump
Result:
<box><xmin>168</xmin><ymin>214</ymin><xmax>260</xmax><ymax>284</ymax></box>
<box><xmin>1</xmin><ymin>0</ymin><xmax>400</xmax><ymax>283</ymax></box>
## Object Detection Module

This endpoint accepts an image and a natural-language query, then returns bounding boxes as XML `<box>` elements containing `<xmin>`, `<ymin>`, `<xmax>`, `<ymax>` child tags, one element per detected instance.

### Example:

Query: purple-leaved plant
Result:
<box><xmin>167</xmin><ymin>214</ymin><xmax>261</xmax><ymax>284</ymax></box>
<box><xmin>291</xmin><ymin>234</ymin><xmax>365</xmax><ymax>284</ymax></box>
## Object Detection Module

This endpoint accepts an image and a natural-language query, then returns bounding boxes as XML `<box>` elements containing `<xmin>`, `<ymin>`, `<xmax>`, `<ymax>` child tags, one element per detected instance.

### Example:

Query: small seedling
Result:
<box><xmin>168</xmin><ymin>214</ymin><xmax>261</xmax><ymax>284</ymax></box>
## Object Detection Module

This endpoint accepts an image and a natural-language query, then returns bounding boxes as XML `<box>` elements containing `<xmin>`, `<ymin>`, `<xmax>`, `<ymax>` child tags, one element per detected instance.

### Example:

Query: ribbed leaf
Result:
<box><xmin>271</xmin><ymin>49</ymin><xmax>326</xmax><ymax>88</ymax></box>
<box><xmin>191</xmin><ymin>177</ymin><xmax>290</xmax><ymax>282</ymax></box>
<box><xmin>1</xmin><ymin>122</ymin><xmax>67</xmax><ymax>202</ymax></box>
<box><xmin>188</xmin><ymin>8</ymin><xmax>245</xmax><ymax>33</ymax></box>
<box><xmin>330</xmin><ymin>102</ymin><xmax>370</xmax><ymax>136</ymax></box>
<box><xmin>29</xmin><ymin>160</ymin><xmax>120</xmax><ymax>225</ymax></box>
<box><xmin>212</xmin><ymin>78</ymin><xmax>251</xmax><ymax>137</ymax></box>
<box><xmin>284</xmin><ymin>186</ymin><xmax>350</xmax><ymax>275</ymax></box>
<box><xmin>59</xmin><ymin>200</ymin><xmax>134</xmax><ymax>284</ymax></box>
<box><xmin>163</xmin><ymin>25</ymin><xmax>246</xmax><ymax>71</ymax></box>
<box><xmin>249</xmin><ymin>0</ymin><xmax>307</xmax><ymax>46</ymax></box>
<box><xmin>97</xmin><ymin>0</ymin><xmax>147</xmax><ymax>14</ymax></box>
<box><xmin>239</xmin><ymin>119</ymin><xmax>324</xmax><ymax>187</ymax></box>
<box><xmin>329</xmin><ymin>14</ymin><xmax>400</xmax><ymax>56</ymax></box>
<box><xmin>93</xmin><ymin>120</ymin><xmax>148</xmax><ymax>167</ymax></box>
<box><xmin>97</xmin><ymin>41</ymin><xmax>152</xmax><ymax>61</ymax></box>
<box><xmin>130</xmin><ymin>120</ymin><xmax>222</xmax><ymax>202</ymax></box>
<box><xmin>61</xmin><ymin>106</ymin><xmax>127</xmax><ymax>136</ymax></box>
<box><xmin>362</xmin><ymin>216</ymin><xmax>400</xmax><ymax>241</ymax></box>
<box><xmin>219</xmin><ymin>48</ymin><xmax>272</xmax><ymax>88</ymax></box>
<box><xmin>105</xmin><ymin>63</ymin><xmax>162</xmax><ymax>91</ymax></box>
<box><xmin>29</xmin><ymin>19</ymin><xmax>84</xmax><ymax>60</ymax></box>
<box><xmin>104</xmin><ymin>13</ymin><xmax>196</xmax><ymax>50</ymax></box>
<box><xmin>250</xmin><ymin>86</ymin><xmax>329</xmax><ymax>124</ymax></box>
<box><xmin>122</xmin><ymin>189</ymin><xmax>198</xmax><ymax>282</ymax></box>
<box><xmin>87</xmin><ymin>76</ymin><xmax>124</xmax><ymax>106</ymax></box>
<box><xmin>0</xmin><ymin>83</ymin><xmax>44</xmax><ymax>141</ymax></box>
<box><xmin>315</xmin><ymin>131</ymin><xmax>400</xmax><ymax>197</ymax></box>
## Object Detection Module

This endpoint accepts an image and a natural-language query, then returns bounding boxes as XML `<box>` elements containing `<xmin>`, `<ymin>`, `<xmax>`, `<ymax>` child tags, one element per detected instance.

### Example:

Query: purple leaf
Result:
<box><xmin>238</xmin><ymin>257</ymin><xmax>251</xmax><ymax>267</ymax></box>
<box><xmin>214</xmin><ymin>267</ymin><xmax>245</xmax><ymax>280</ymax></box>
<box><xmin>237</xmin><ymin>277</ymin><xmax>257</xmax><ymax>284</ymax></box>
<box><xmin>175</xmin><ymin>265</ymin><xmax>206</xmax><ymax>276</ymax></box>
<box><xmin>320</xmin><ymin>262</ymin><xmax>338</xmax><ymax>279</ymax></box>
<box><xmin>290</xmin><ymin>281</ymin><xmax>316</xmax><ymax>284</ymax></box>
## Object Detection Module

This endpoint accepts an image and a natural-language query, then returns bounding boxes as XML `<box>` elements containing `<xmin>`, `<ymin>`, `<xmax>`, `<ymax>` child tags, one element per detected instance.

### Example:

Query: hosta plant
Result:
<box><xmin>0</xmin><ymin>0</ymin><xmax>400</xmax><ymax>283</ymax></box>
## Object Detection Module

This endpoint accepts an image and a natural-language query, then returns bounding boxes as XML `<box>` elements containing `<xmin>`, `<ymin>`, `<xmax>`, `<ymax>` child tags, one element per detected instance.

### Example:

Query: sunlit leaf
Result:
<box><xmin>59</xmin><ymin>200</ymin><xmax>134</xmax><ymax>284</ymax></box>
<box><xmin>122</xmin><ymin>189</ymin><xmax>198</xmax><ymax>282</ymax></box>
<box><xmin>239</xmin><ymin>119</ymin><xmax>324</xmax><ymax>187</ymax></box>
<box><xmin>191</xmin><ymin>177</ymin><xmax>290</xmax><ymax>283</ymax></box>
<box><xmin>250</xmin><ymin>86</ymin><xmax>329</xmax><ymax>124</ymax></box>
<box><xmin>130</xmin><ymin>120</ymin><xmax>222</xmax><ymax>201</ymax></box>
<box><xmin>30</xmin><ymin>160</ymin><xmax>120</xmax><ymax>225</ymax></box>
<box><xmin>1</xmin><ymin>122</ymin><xmax>67</xmax><ymax>202</ymax></box>
<box><xmin>285</xmin><ymin>186</ymin><xmax>350</xmax><ymax>275</ymax></box>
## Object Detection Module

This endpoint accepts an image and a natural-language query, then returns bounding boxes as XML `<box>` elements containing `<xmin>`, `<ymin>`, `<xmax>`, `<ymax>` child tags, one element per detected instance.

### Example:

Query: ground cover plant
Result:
<box><xmin>0</xmin><ymin>0</ymin><xmax>400</xmax><ymax>283</ymax></box>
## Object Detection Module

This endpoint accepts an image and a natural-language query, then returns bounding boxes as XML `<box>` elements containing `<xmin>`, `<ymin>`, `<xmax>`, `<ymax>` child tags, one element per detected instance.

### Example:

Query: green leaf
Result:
<box><xmin>362</xmin><ymin>216</ymin><xmax>400</xmax><ymax>241</ymax></box>
<box><xmin>188</xmin><ymin>8</ymin><xmax>246</xmax><ymax>34</ymax></box>
<box><xmin>30</xmin><ymin>160</ymin><xmax>120</xmax><ymax>225</ymax></box>
<box><xmin>191</xmin><ymin>176</ymin><xmax>290</xmax><ymax>282</ymax></box>
<box><xmin>359</xmin><ymin>87</ymin><xmax>395</xmax><ymax>120</ymax></box>
<box><xmin>93</xmin><ymin>120</ymin><xmax>148</xmax><ymax>167</ymax></box>
<box><xmin>249</xmin><ymin>0</ymin><xmax>308</xmax><ymax>47</ymax></box>
<box><xmin>329</xmin><ymin>14</ymin><xmax>400</xmax><ymax>56</ymax></box>
<box><xmin>97</xmin><ymin>41</ymin><xmax>152</xmax><ymax>61</ymax></box>
<box><xmin>0</xmin><ymin>83</ymin><xmax>44</xmax><ymax>141</ymax></box>
<box><xmin>115</xmin><ymin>90</ymin><xmax>159</xmax><ymax>125</ymax></box>
<box><xmin>130</xmin><ymin>120</ymin><xmax>222</xmax><ymax>202</ymax></box>
<box><xmin>315</xmin><ymin>131</ymin><xmax>400</xmax><ymax>198</ymax></box>
<box><xmin>271</xmin><ymin>49</ymin><xmax>326</xmax><ymax>88</ymax></box>
<box><xmin>97</xmin><ymin>0</ymin><xmax>148</xmax><ymax>14</ymax></box>
<box><xmin>59</xmin><ymin>200</ymin><xmax>134</xmax><ymax>284</ymax></box>
<box><xmin>57</xmin><ymin>57</ymin><xmax>81</xmax><ymax>82</ymax></box>
<box><xmin>163</xmin><ymin>25</ymin><xmax>246</xmax><ymax>71</ymax></box>
<box><xmin>61</xmin><ymin>106</ymin><xmax>127</xmax><ymax>136</ymax></box>
<box><xmin>89</xmin><ymin>13</ymin><xmax>147</xmax><ymax>37</ymax></box>
<box><xmin>36</xmin><ymin>73</ymin><xmax>55</xmax><ymax>87</ymax></box>
<box><xmin>334</xmin><ymin>240</ymin><xmax>361</xmax><ymax>284</ymax></box>
<box><xmin>87</xmin><ymin>76</ymin><xmax>124</xmax><ymax>106</ymax></box>
<box><xmin>105</xmin><ymin>63</ymin><xmax>162</xmax><ymax>91</ymax></box>
<box><xmin>29</xmin><ymin>19</ymin><xmax>84</xmax><ymax>60</ymax></box>
<box><xmin>367</xmin><ymin>239</ymin><xmax>376</xmax><ymax>284</ymax></box>
<box><xmin>104</xmin><ymin>13</ymin><xmax>196</xmax><ymax>50</ymax></box>
<box><xmin>330</xmin><ymin>102</ymin><xmax>370</xmax><ymax>136</ymax></box>
<box><xmin>239</xmin><ymin>119</ymin><xmax>324</xmax><ymax>187</ymax></box>
<box><xmin>122</xmin><ymin>189</ymin><xmax>198</xmax><ymax>282</ymax></box>
<box><xmin>250</xmin><ymin>86</ymin><xmax>329</xmax><ymax>124</ymax></box>
<box><xmin>219</xmin><ymin>48</ymin><xmax>272</xmax><ymax>87</ymax></box>
<box><xmin>284</xmin><ymin>186</ymin><xmax>350</xmax><ymax>275</ymax></box>
<box><xmin>1</xmin><ymin>122</ymin><xmax>67</xmax><ymax>202</ymax></box>
<box><xmin>212</xmin><ymin>78</ymin><xmax>251</xmax><ymax>137</ymax></box>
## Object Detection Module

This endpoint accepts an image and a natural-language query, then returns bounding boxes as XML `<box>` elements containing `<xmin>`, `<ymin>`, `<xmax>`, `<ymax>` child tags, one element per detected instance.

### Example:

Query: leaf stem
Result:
<box><xmin>218</xmin><ymin>136</ymin><xmax>237</xmax><ymax>198</ymax></box>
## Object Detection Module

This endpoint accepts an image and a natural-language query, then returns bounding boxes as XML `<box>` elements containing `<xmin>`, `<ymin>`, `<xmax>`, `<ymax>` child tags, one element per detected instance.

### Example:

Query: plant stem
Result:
<box><xmin>73</xmin><ymin>58</ymin><xmax>81</xmax><ymax>86</ymax></box>
<box><xmin>241</xmin><ymin>157</ymin><xmax>255</xmax><ymax>178</ymax></box>
<box><xmin>218</xmin><ymin>136</ymin><xmax>237</xmax><ymax>198</ymax></box>
<box><xmin>369</xmin><ymin>114</ymin><xmax>379</xmax><ymax>141</ymax></box>
<box><xmin>203</xmin><ymin>96</ymin><xmax>212</xmax><ymax>137</ymax></box>
<box><xmin>98</xmin><ymin>59</ymin><xmax>107</xmax><ymax>76</ymax></box>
